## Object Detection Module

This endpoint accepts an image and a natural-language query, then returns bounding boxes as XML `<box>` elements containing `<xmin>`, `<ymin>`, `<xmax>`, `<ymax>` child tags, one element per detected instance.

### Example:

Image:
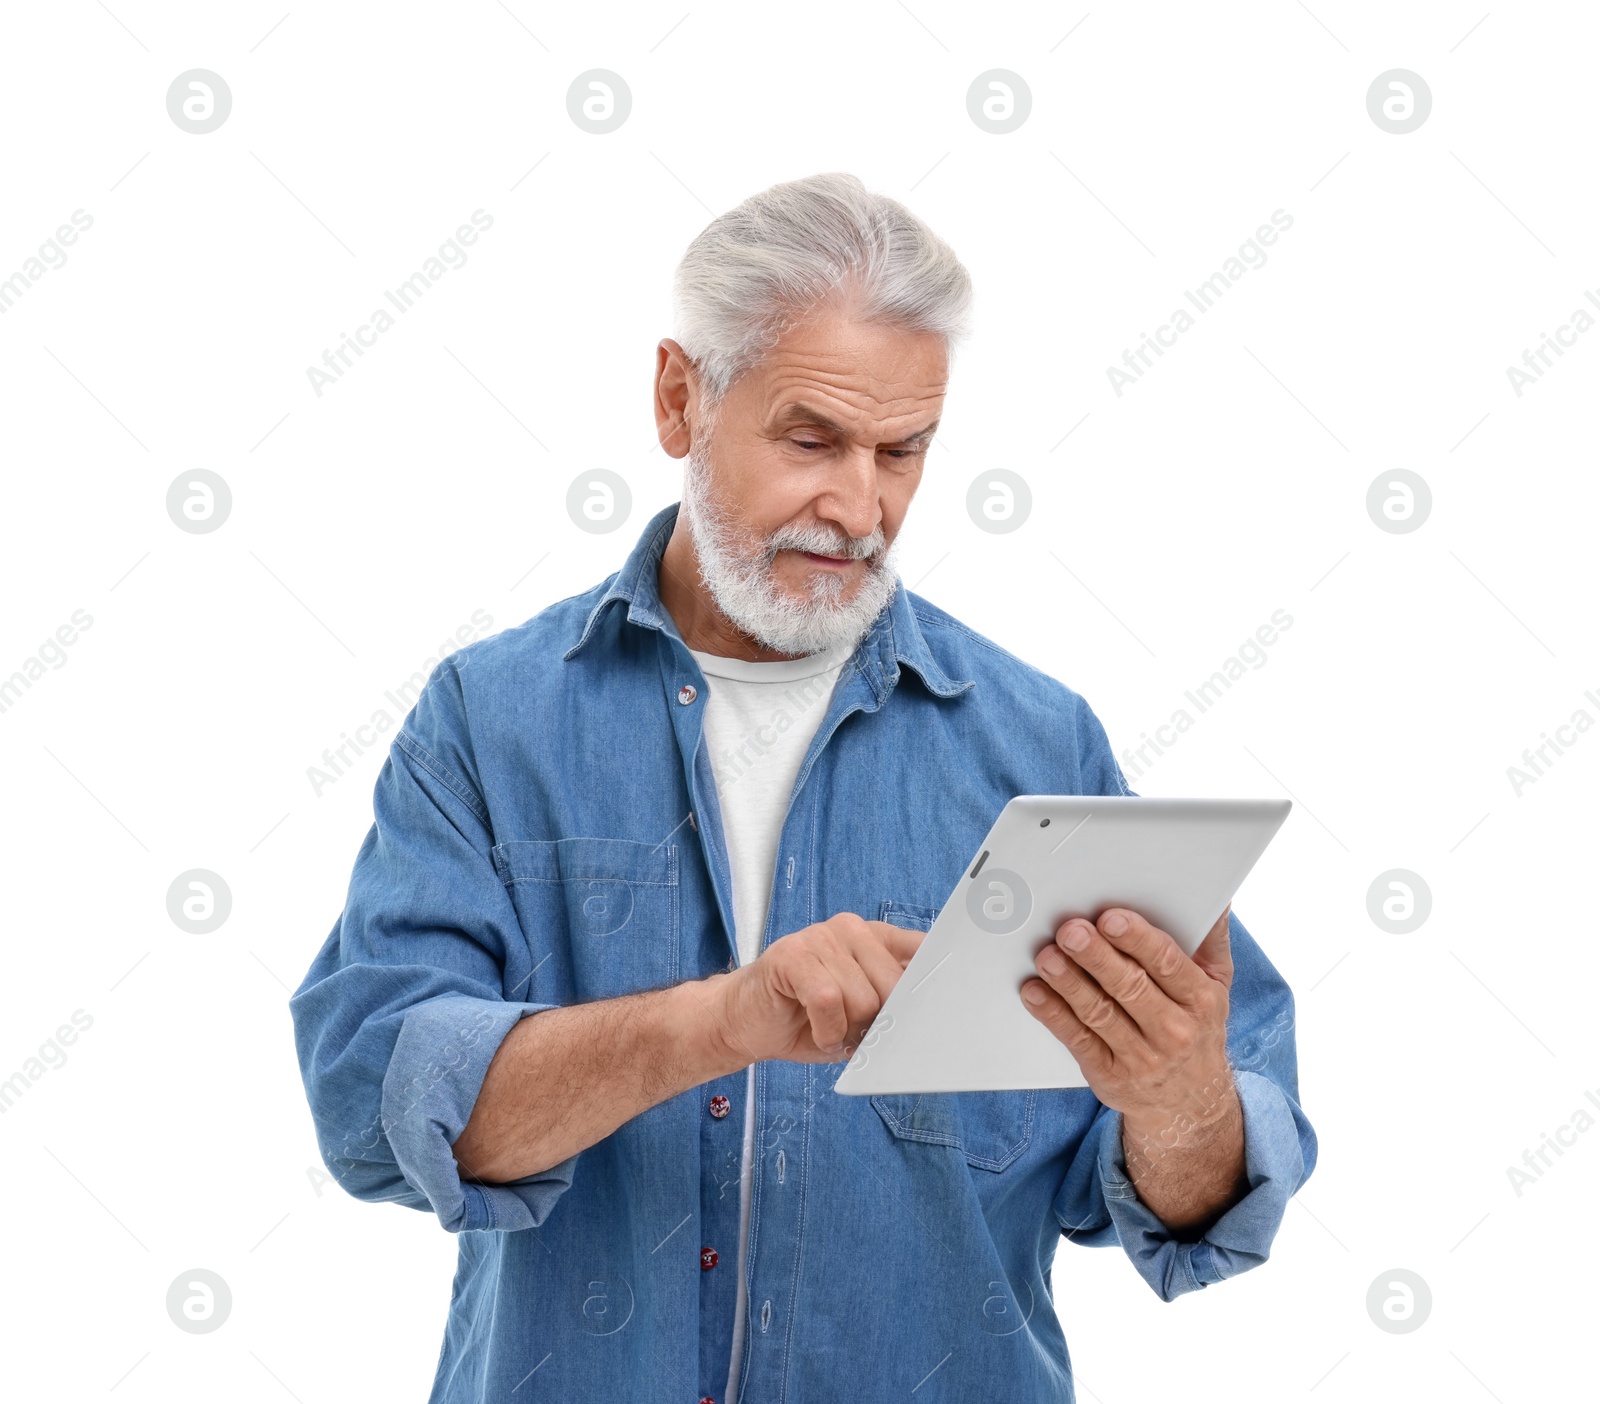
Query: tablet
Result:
<box><xmin>832</xmin><ymin>795</ymin><xmax>1293</xmax><ymax>1094</ymax></box>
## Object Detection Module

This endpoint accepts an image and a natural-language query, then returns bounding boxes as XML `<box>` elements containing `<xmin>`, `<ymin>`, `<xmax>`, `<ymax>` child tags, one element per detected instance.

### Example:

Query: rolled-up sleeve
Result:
<box><xmin>1052</xmin><ymin>911</ymin><xmax>1318</xmax><ymax>1300</ymax></box>
<box><xmin>289</xmin><ymin>660</ymin><xmax>576</xmax><ymax>1234</ymax></box>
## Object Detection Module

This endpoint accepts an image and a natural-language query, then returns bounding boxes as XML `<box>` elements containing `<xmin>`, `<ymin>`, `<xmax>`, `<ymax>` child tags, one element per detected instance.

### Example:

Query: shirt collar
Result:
<box><xmin>564</xmin><ymin>501</ymin><xmax>974</xmax><ymax>703</ymax></box>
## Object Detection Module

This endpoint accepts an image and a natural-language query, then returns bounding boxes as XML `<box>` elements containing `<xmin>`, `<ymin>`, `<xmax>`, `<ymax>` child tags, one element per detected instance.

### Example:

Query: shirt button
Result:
<box><xmin>678</xmin><ymin>684</ymin><xmax>698</xmax><ymax>705</ymax></box>
<box><xmin>700</xmin><ymin>1247</ymin><xmax>719</xmax><ymax>1271</ymax></box>
<box><xmin>709</xmin><ymin>1094</ymin><xmax>731</xmax><ymax>1119</ymax></box>
<box><xmin>701</xmin><ymin>1397</ymin><xmax>717</xmax><ymax>1404</ymax></box>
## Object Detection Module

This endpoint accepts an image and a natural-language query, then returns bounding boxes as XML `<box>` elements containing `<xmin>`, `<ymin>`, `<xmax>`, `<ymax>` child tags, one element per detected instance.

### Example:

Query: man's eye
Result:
<box><xmin>793</xmin><ymin>439</ymin><xmax>827</xmax><ymax>451</ymax></box>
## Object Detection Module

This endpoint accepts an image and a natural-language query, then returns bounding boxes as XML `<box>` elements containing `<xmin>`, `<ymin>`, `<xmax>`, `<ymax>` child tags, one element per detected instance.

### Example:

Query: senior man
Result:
<box><xmin>291</xmin><ymin>172</ymin><xmax>1316</xmax><ymax>1404</ymax></box>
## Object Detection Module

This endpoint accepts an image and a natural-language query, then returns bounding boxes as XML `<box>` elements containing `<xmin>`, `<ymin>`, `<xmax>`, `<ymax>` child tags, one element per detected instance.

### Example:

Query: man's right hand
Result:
<box><xmin>705</xmin><ymin>914</ymin><xmax>925</xmax><ymax>1066</ymax></box>
<box><xmin>456</xmin><ymin>914</ymin><xmax>926</xmax><ymax>1182</ymax></box>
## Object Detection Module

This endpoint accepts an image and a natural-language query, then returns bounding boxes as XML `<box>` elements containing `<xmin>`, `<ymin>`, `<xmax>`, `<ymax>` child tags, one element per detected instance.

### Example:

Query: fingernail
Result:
<box><xmin>1039</xmin><ymin>946</ymin><xmax>1067</xmax><ymax>975</ymax></box>
<box><xmin>1061</xmin><ymin>922</ymin><xmax>1090</xmax><ymax>951</ymax></box>
<box><xmin>1101</xmin><ymin>912</ymin><xmax>1128</xmax><ymax>936</ymax></box>
<box><xmin>1022</xmin><ymin>982</ymin><xmax>1046</xmax><ymax>1005</ymax></box>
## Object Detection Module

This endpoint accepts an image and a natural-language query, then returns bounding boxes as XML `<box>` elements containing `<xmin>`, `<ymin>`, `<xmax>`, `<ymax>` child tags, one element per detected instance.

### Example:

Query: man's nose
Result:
<box><xmin>817</xmin><ymin>448</ymin><xmax>882</xmax><ymax>542</ymax></box>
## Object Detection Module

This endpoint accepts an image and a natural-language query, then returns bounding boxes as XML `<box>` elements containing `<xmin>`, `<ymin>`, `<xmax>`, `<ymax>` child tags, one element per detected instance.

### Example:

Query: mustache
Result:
<box><xmin>765</xmin><ymin>520</ymin><xmax>886</xmax><ymax>562</ymax></box>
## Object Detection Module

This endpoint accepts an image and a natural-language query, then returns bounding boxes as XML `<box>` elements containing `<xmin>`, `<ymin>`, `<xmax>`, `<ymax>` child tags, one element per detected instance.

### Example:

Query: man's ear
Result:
<box><xmin>653</xmin><ymin>339</ymin><xmax>696</xmax><ymax>459</ymax></box>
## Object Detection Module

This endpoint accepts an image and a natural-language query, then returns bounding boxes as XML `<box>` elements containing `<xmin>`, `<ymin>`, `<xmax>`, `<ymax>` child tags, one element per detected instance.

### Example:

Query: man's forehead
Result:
<box><xmin>768</xmin><ymin>398</ymin><xmax>941</xmax><ymax>443</ymax></box>
<box><xmin>737</xmin><ymin>307</ymin><xmax>946</xmax><ymax>418</ymax></box>
<box><xmin>753</xmin><ymin>350</ymin><xmax>945</xmax><ymax>431</ymax></box>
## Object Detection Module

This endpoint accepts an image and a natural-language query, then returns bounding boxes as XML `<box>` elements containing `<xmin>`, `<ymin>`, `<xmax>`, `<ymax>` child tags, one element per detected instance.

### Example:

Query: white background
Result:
<box><xmin>2</xmin><ymin>2</ymin><xmax>1596</xmax><ymax>1400</ymax></box>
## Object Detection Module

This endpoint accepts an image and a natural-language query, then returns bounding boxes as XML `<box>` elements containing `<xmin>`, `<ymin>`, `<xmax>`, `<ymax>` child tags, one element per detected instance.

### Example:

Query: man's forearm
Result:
<box><xmin>452</xmin><ymin>973</ymin><xmax>748</xmax><ymax>1184</ymax></box>
<box><xmin>1120</xmin><ymin>1075</ymin><xmax>1249</xmax><ymax>1235</ymax></box>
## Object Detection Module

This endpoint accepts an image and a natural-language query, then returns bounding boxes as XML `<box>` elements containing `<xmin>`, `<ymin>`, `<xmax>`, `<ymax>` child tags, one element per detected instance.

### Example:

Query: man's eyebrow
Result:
<box><xmin>772</xmin><ymin>402</ymin><xmax>941</xmax><ymax>445</ymax></box>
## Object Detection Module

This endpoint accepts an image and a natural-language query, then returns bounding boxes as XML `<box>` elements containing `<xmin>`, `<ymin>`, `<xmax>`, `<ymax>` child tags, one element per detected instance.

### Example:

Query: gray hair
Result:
<box><xmin>672</xmin><ymin>172</ymin><xmax>973</xmax><ymax>411</ymax></box>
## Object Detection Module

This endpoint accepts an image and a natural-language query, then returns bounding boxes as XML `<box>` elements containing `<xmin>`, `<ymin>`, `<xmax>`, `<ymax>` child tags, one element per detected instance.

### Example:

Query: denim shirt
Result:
<box><xmin>290</xmin><ymin>502</ymin><xmax>1316</xmax><ymax>1404</ymax></box>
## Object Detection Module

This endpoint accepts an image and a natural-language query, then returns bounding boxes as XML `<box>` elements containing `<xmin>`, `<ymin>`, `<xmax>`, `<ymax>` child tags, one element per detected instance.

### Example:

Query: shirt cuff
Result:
<box><xmin>1095</xmin><ymin>1068</ymin><xmax>1306</xmax><ymax>1300</ymax></box>
<box><xmin>381</xmin><ymin>993</ymin><xmax>577</xmax><ymax>1233</ymax></box>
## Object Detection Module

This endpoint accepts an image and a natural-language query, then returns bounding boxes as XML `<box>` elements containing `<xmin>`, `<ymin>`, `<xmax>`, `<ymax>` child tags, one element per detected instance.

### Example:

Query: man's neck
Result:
<box><xmin>657</xmin><ymin>518</ymin><xmax>808</xmax><ymax>662</ymax></box>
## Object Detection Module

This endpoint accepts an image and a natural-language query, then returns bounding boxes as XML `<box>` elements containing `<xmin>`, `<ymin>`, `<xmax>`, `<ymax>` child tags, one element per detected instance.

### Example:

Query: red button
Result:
<box><xmin>701</xmin><ymin>1247</ymin><xmax>719</xmax><ymax>1270</ymax></box>
<box><xmin>709</xmin><ymin>1095</ymin><xmax>731</xmax><ymax>1119</ymax></box>
<box><xmin>701</xmin><ymin>1397</ymin><xmax>717</xmax><ymax>1403</ymax></box>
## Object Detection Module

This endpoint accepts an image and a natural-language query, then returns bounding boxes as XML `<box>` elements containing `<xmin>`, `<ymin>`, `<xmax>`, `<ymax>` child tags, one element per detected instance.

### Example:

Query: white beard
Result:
<box><xmin>679</xmin><ymin>442</ymin><xmax>901</xmax><ymax>657</ymax></box>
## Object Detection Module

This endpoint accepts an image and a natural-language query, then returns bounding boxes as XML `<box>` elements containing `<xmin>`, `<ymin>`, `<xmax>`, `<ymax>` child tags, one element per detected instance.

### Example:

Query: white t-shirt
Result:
<box><xmin>688</xmin><ymin>639</ymin><xmax>855</xmax><ymax>1404</ymax></box>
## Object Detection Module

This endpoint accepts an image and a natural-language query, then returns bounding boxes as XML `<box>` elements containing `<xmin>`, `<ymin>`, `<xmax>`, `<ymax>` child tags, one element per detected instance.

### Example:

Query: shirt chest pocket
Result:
<box><xmin>869</xmin><ymin>900</ymin><xmax>1037</xmax><ymax>1173</ymax></box>
<box><xmin>490</xmin><ymin>838</ymin><xmax>680</xmax><ymax>1003</ymax></box>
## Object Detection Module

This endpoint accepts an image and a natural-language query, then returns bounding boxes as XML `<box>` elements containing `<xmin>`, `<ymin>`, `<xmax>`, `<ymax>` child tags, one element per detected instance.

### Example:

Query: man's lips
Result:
<box><xmin>796</xmin><ymin>550</ymin><xmax>856</xmax><ymax>567</ymax></box>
